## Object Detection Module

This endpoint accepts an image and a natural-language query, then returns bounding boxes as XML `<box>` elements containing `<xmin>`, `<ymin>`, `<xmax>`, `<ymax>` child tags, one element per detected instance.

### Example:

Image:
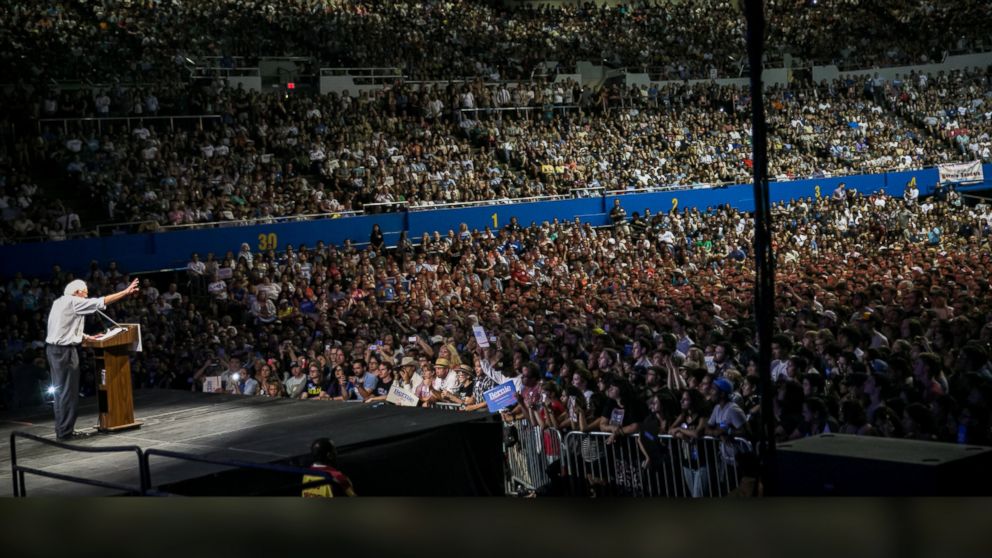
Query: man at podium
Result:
<box><xmin>45</xmin><ymin>278</ymin><xmax>139</xmax><ymax>440</ymax></box>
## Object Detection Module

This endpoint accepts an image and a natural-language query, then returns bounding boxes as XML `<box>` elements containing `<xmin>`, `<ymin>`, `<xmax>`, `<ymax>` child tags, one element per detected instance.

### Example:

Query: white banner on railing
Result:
<box><xmin>938</xmin><ymin>161</ymin><xmax>984</xmax><ymax>184</ymax></box>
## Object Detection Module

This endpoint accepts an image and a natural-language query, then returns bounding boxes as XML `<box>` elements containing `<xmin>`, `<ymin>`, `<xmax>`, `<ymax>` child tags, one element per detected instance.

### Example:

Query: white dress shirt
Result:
<box><xmin>46</xmin><ymin>295</ymin><xmax>106</xmax><ymax>345</ymax></box>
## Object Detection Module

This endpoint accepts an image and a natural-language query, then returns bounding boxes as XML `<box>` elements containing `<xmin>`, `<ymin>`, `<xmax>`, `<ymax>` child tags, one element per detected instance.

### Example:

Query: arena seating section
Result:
<box><xmin>2</xmin><ymin>2</ymin><xmax>992</xmax><ymax>494</ymax></box>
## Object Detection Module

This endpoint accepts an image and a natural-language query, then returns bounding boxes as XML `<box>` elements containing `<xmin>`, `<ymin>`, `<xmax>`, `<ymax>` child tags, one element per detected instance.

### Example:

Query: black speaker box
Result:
<box><xmin>776</xmin><ymin>434</ymin><xmax>992</xmax><ymax>496</ymax></box>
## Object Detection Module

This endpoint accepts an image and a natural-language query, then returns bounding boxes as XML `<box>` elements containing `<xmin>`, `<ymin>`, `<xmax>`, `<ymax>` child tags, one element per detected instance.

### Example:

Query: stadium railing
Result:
<box><xmin>408</xmin><ymin>195</ymin><xmax>571</xmax><ymax>211</ymax></box>
<box><xmin>37</xmin><ymin>114</ymin><xmax>222</xmax><ymax>135</ymax></box>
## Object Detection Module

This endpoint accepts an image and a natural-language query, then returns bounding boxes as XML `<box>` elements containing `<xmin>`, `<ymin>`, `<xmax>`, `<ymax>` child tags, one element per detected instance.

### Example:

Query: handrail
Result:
<box><xmin>408</xmin><ymin>195</ymin><xmax>569</xmax><ymax>211</ymax></box>
<box><xmin>361</xmin><ymin>201</ymin><xmax>408</xmax><ymax>212</ymax></box>
<box><xmin>460</xmin><ymin>104</ymin><xmax>580</xmax><ymax>114</ymax></box>
<box><xmin>158</xmin><ymin>210</ymin><xmax>363</xmax><ymax>231</ymax></box>
<box><xmin>191</xmin><ymin>67</ymin><xmax>261</xmax><ymax>78</ymax></box>
<box><xmin>142</xmin><ymin>447</ymin><xmax>340</xmax><ymax>497</ymax></box>
<box><xmin>96</xmin><ymin>220</ymin><xmax>159</xmax><ymax>235</ymax></box>
<box><xmin>37</xmin><ymin>114</ymin><xmax>222</xmax><ymax>134</ymax></box>
<box><xmin>320</xmin><ymin>67</ymin><xmax>403</xmax><ymax>76</ymax></box>
<box><xmin>10</xmin><ymin>431</ymin><xmax>148</xmax><ymax>497</ymax></box>
<box><xmin>604</xmin><ymin>183</ymin><xmax>718</xmax><ymax>195</ymax></box>
<box><xmin>38</xmin><ymin>115</ymin><xmax>222</xmax><ymax>125</ymax></box>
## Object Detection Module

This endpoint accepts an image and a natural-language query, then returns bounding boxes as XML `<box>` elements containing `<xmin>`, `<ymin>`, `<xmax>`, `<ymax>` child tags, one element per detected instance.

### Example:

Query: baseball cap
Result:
<box><xmin>713</xmin><ymin>378</ymin><xmax>734</xmax><ymax>394</ymax></box>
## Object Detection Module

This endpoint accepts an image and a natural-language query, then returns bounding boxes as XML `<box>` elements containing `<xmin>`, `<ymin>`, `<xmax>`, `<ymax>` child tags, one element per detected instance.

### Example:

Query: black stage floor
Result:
<box><xmin>0</xmin><ymin>391</ymin><xmax>503</xmax><ymax>496</ymax></box>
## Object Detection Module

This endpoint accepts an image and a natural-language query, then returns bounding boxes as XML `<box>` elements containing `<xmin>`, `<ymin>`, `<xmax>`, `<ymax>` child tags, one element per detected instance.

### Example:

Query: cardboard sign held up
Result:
<box><xmin>386</xmin><ymin>384</ymin><xmax>420</xmax><ymax>407</ymax></box>
<box><xmin>472</xmin><ymin>325</ymin><xmax>490</xmax><ymax>348</ymax></box>
<box><xmin>483</xmin><ymin>381</ymin><xmax>518</xmax><ymax>414</ymax></box>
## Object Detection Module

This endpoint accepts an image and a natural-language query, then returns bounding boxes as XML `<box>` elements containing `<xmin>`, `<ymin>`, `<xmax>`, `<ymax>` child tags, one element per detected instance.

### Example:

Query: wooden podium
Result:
<box><xmin>83</xmin><ymin>324</ymin><xmax>142</xmax><ymax>432</ymax></box>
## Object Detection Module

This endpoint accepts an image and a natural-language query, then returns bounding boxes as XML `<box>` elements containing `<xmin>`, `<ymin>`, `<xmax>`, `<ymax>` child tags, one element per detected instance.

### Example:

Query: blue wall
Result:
<box><xmin>4</xmin><ymin>164</ymin><xmax>990</xmax><ymax>278</ymax></box>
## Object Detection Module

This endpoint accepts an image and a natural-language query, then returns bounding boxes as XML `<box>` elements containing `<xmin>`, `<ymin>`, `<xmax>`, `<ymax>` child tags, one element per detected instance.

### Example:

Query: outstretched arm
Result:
<box><xmin>103</xmin><ymin>278</ymin><xmax>140</xmax><ymax>306</ymax></box>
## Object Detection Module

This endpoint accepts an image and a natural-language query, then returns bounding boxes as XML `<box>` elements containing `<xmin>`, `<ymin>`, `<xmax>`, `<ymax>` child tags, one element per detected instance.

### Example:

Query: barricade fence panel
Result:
<box><xmin>506</xmin><ymin>422</ymin><xmax>754</xmax><ymax>497</ymax></box>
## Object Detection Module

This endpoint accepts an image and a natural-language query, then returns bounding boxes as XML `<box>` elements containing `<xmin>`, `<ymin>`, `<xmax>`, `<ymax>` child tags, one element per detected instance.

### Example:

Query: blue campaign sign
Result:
<box><xmin>483</xmin><ymin>381</ymin><xmax>518</xmax><ymax>414</ymax></box>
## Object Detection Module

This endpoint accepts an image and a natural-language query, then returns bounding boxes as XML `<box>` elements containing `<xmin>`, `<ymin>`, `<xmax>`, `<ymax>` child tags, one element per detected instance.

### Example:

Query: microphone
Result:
<box><xmin>96</xmin><ymin>309</ymin><xmax>125</xmax><ymax>330</ymax></box>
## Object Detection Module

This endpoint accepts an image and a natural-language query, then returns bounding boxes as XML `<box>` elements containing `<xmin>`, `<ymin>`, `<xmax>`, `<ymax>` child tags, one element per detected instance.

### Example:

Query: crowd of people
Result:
<box><xmin>1</xmin><ymin>1</ymin><xmax>991</xmax><ymax>243</ymax></box>
<box><xmin>4</xmin><ymin>183</ymin><xmax>992</xmax><ymax>455</ymax></box>
<box><xmin>2</xmin><ymin>1</ymin><xmax>989</xmax><ymax>83</ymax></box>
<box><xmin>0</xmin><ymin>68</ymin><xmax>983</xmax><ymax>244</ymax></box>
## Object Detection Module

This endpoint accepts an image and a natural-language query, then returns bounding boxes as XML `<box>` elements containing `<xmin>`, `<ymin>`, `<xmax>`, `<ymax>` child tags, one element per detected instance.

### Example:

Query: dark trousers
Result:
<box><xmin>46</xmin><ymin>344</ymin><xmax>80</xmax><ymax>438</ymax></box>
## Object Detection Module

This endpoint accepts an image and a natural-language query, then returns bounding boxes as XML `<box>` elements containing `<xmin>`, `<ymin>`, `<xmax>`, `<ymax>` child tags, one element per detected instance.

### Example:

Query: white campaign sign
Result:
<box><xmin>386</xmin><ymin>384</ymin><xmax>420</xmax><ymax>407</ymax></box>
<box><xmin>472</xmin><ymin>325</ymin><xmax>490</xmax><ymax>348</ymax></box>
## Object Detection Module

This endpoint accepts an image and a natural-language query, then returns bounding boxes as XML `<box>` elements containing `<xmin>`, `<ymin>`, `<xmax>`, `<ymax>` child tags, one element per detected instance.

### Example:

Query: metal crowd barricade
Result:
<box><xmin>432</xmin><ymin>402</ymin><xmax>464</xmax><ymax>411</ymax></box>
<box><xmin>558</xmin><ymin>431</ymin><xmax>753</xmax><ymax>497</ymax></box>
<box><xmin>502</xmin><ymin>420</ymin><xmax>564</xmax><ymax>495</ymax></box>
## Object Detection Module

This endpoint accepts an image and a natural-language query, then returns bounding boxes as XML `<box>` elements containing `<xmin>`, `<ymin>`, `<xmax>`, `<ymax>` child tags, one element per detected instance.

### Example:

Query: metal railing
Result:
<box><xmin>320</xmin><ymin>67</ymin><xmax>403</xmax><ymax>77</ymax></box>
<box><xmin>37</xmin><ymin>114</ymin><xmax>222</xmax><ymax>135</ymax></box>
<box><xmin>95</xmin><ymin>220</ymin><xmax>160</xmax><ymax>236</ymax></box>
<box><xmin>502</xmin><ymin>420</ymin><xmax>754</xmax><ymax>497</ymax></box>
<box><xmin>141</xmin><ymin>448</ymin><xmax>341</xmax><ymax>497</ymax></box>
<box><xmin>459</xmin><ymin>104</ymin><xmax>581</xmax><ymax>116</ymax></box>
<box><xmin>158</xmin><ymin>210</ymin><xmax>362</xmax><ymax>231</ymax></box>
<box><xmin>320</xmin><ymin>67</ymin><xmax>404</xmax><ymax>87</ymax></box>
<box><xmin>9</xmin><ymin>431</ymin><xmax>148</xmax><ymax>497</ymax></box>
<box><xmin>195</xmin><ymin>56</ymin><xmax>247</xmax><ymax>67</ymax></box>
<box><xmin>408</xmin><ymin>195</ymin><xmax>569</xmax><ymax>211</ymax></box>
<box><xmin>604</xmin><ymin>184</ymin><xmax>721</xmax><ymax>195</ymax></box>
<box><xmin>432</xmin><ymin>402</ymin><xmax>465</xmax><ymax>412</ymax></box>
<box><xmin>191</xmin><ymin>67</ymin><xmax>261</xmax><ymax>79</ymax></box>
<box><xmin>8</xmin><ymin>430</ymin><xmax>343</xmax><ymax>497</ymax></box>
<box><xmin>361</xmin><ymin>201</ymin><xmax>408</xmax><ymax>213</ymax></box>
<box><xmin>94</xmin><ymin>210</ymin><xmax>364</xmax><ymax>236</ymax></box>
<box><xmin>571</xmin><ymin>186</ymin><xmax>606</xmax><ymax>197</ymax></box>
<box><xmin>504</xmin><ymin>420</ymin><xmax>564</xmax><ymax>495</ymax></box>
<box><xmin>561</xmin><ymin>432</ymin><xmax>753</xmax><ymax>497</ymax></box>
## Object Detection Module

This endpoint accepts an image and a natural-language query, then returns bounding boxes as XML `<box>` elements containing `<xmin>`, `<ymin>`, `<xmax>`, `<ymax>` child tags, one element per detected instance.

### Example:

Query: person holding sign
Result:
<box><xmin>463</xmin><ymin>358</ymin><xmax>496</xmax><ymax>412</ymax></box>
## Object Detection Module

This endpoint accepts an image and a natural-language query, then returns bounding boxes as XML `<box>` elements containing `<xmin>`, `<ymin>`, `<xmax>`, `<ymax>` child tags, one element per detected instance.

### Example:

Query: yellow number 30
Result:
<box><xmin>257</xmin><ymin>233</ymin><xmax>278</xmax><ymax>251</ymax></box>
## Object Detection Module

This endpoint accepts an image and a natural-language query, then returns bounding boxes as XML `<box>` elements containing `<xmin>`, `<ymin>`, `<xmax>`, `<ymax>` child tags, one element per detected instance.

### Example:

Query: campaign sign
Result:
<box><xmin>386</xmin><ymin>384</ymin><xmax>420</xmax><ymax>407</ymax></box>
<box><xmin>472</xmin><ymin>325</ymin><xmax>490</xmax><ymax>348</ymax></box>
<box><xmin>483</xmin><ymin>381</ymin><xmax>518</xmax><ymax>414</ymax></box>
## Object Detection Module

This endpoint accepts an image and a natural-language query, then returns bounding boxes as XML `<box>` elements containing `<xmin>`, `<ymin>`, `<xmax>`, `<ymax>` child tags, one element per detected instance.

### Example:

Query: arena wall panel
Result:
<box><xmin>3</xmin><ymin>165</ymin><xmax>989</xmax><ymax>278</ymax></box>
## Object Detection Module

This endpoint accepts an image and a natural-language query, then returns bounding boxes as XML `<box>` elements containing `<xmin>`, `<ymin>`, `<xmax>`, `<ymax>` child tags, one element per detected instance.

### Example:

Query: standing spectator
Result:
<box><xmin>187</xmin><ymin>253</ymin><xmax>206</xmax><ymax>295</ymax></box>
<box><xmin>369</xmin><ymin>223</ymin><xmax>385</xmax><ymax>252</ymax></box>
<box><xmin>609</xmin><ymin>199</ymin><xmax>628</xmax><ymax>232</ymax></box>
